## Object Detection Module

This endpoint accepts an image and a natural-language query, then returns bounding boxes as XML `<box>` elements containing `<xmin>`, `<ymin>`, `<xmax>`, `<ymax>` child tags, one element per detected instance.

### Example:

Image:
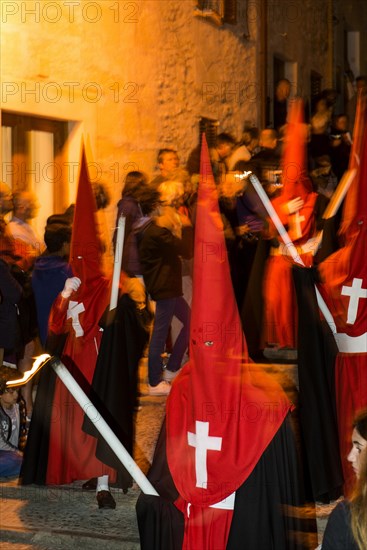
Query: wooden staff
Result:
<box><xmin>7</xmin><ymin>354</ymin><xmax>159</xmax><ymax>497</ymax></box>
<box><xmin>110</xmin><ymin>215</ymin><xmax>126</xmax><ymax>311</ymax></box>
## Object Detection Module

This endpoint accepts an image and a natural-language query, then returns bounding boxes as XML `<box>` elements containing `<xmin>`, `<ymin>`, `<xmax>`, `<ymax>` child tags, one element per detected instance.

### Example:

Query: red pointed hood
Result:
<box><xmin>356</xmin><ymin>108</ymin><xmax>367</xmax><ymax>223</ymax></box>
<box><xmin>68</xmin><ymin>144</ymin><xmax>109</xmax><ymax>340</ymax></box>
<box><xmin>340</xmin><ymin>94</ymin><xmax>367</xmax><ymax>238</ymax></box>
<box><xmin>189</xmin><ymin>135</ymin><xmax>249</xmax><ymax>368</ymax></box>
<box><xmin>166</xmin><ymin>136</ymin><xmax>291</xmax><ymax>507</ymax></box>
<box><xmin>281</xmin><ymin>98</ymin><xmax>313</xmax><ymax>203</ymax></box>
<box><xmin>319</xmin><ymin>98</ymin><xmax>367</xmax><ymax>338</ymax></box>
<box><xmin>70</xmin><ymin>146</ymin><xmax>104</xmax><ymax>284</ymax></box>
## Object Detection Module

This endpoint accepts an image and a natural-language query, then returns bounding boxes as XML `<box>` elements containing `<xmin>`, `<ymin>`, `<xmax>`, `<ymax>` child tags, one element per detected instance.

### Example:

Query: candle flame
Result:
<box><xmin>6</xmin><ymin>354</ymin><xmax>51</xmax><ymax>387</ymax></box>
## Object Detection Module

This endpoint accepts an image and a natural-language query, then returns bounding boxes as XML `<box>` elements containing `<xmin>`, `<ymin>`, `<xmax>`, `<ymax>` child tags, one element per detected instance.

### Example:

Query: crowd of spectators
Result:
<box><xmin>0</xmin><ymin>79</ymin><xmax>366</xmax><ymax>540</ymax></box>
<box><xmin>1</xmin><ymin>81</ymin><xmax>364</xmax><ymax>402</ymax></box>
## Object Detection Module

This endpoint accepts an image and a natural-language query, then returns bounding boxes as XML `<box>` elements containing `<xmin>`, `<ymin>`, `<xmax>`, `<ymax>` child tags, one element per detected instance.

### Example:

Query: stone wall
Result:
<box><xmin>2</xmin><ymin>0</ymin><xmax>347</xmax><ymax>237</ymax></box>
<box><xmin>266</xmin><ymin>0</ymin><xmax>331</xmax><ymax>113</ymax></box>
<box><xmin>1</xmin><ymin>0</ymin><xmax>259</xmax><ymax>205</ymax></box>
<box><xmin>339</xmin><ymin>0</ymin><xmax>367</xmax><ymax>77</ymax></box>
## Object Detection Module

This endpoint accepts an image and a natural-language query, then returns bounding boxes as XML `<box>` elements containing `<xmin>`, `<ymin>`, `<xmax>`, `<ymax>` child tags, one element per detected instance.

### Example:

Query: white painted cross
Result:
<box><xmin>188</xmin><ymin>420</ymin><xmax>222</xmax><ymax>488</ymax></box>
<box><xmin>341</xmin><ymin>278</ymin><xmax>367</xmax><ymax>325</ymax></box>
<box><xmin>67</xmin><ymin>301</ymin><xmax>85</xmax><ymax>337</ymax></box>
<box><xmin>291</xmin><ymin>211</ymin><xmax>305</xmax><ymax>240</ymax></box>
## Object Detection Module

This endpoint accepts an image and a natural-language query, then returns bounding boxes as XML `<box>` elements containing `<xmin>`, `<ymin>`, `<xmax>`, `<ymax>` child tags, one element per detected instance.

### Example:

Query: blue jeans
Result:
<box><xmin>148</xmin><ymin>296</ymin><xmax>190</xmax><ymax>386</ymax></box>
<box><xmin>0</xmin><ymin>450</ymin><xmax>23</xmax><ymax>478</ymax></box>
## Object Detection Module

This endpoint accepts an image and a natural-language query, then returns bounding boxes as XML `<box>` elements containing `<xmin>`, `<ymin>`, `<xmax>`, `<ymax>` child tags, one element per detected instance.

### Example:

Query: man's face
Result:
<box><xmin>335</xmin><ymin>116</ymin><xmax>348</xmax><ymax>132</ymax></box>
<box><xmin>259</xmin><ymin>130</ymin><xmax>277</xmax><ymax>150</ymax></box>
<box><xmin>276</xmin><ymin>81</ymin><xmax>290</xmax><ymax>101</ymax></box>
<box><xmin>20</xmin><ymin>197</ymin><xmax>38</xmax><ymax>221</ymax></box>
<box><xmin>217</xmin><ymin>142</ymin><xmax>233</xmax><ymax>160</ymax></box>
<box><xmin>159</xmin><ymin>152</ymin><xmax>179</xmax><ymax>176</ymax></box>
<box><xmin>25</xmin><ymin>201</ymin><xmax>37</xmax><ymax>220</ymax></box>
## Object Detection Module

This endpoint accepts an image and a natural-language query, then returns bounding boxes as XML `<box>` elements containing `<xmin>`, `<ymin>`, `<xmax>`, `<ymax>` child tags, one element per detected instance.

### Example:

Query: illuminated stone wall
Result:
<box><xmin>4</xmin><ymin>0</ymin><xmax>353</xmax><ymax>240</ymax></box>
<box><xmin>1</xmin><ymin>0</ymin><xmax>259</xmax><ymax>202</ymax></box>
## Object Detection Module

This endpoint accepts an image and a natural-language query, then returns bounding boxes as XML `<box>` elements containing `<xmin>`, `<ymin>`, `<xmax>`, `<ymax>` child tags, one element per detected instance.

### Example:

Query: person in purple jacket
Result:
<box><xmin>112</xmin><ymin>171</ymin><xmax>151</xmax><ymax>277</ymax></box>
<box><xmin>32</xmin><ymin>222</ymin><xmax>72</xmax><ymax>347</ymax></box>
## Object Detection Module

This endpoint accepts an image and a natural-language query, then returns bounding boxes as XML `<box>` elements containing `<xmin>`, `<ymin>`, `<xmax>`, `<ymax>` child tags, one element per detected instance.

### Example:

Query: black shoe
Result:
<box><xmin>97</xmin><ymin>490</ymin><xmax>116</xmax><ymax>509</ymax></box>
<box><xmin>82</xmin><ymin>477</ymin><xmax>97</xmax><ymax>491</ymax></box>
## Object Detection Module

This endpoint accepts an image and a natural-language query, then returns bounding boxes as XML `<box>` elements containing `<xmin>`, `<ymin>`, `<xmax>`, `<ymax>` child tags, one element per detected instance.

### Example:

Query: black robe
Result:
<box><xmin>82</xmin><ymin>294</ymin><xmax>150</xmax><ymax>489</ymax></box>
<box><xmin>21</xmin><ymin>332</ymin><xmax>67</xmax><ymax>484</ymax></box>
<box><xmin>21</xmin><ymin>294</ymin><xmax>149</xmax><ymax>488</ymax></box>
<box><xmin>240</xmin><ymin>237</ymin><xmax>270</xmax><ymax>360</ymax></box>
<box><xmin>136</xmin><ymin>414</ymin><xmax>318</xmax><ymax>550</ymax></box>
<box><xmin>292</xmin><ymin>265</ymin><xmax>343</xmax><ymax>502</ymax></box>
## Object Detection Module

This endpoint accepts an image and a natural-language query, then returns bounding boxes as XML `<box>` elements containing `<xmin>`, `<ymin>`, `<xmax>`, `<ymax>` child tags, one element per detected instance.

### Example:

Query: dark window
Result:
<box><xmin>223</xmin><ymin>0</ymin><xmax>237</xmax><ymax>24</ymax></box>
<box><xmin>310</xmin><ymin>70</ymin><xmax>322</xmax><ymax>100</ymax></box>
<box><xmin>197</xmin><ymin>0</ymin><xmax>222</xmax><ymax>12</ymax></box>
<box><xmin>195</xmin><ymin>0</ymin><xmax>237</xmax><ymax>25</ymax></box>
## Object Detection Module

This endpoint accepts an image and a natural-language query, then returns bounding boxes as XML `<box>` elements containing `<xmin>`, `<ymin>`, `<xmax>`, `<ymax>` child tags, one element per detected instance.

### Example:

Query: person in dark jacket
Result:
<box><xmin>0</xmin><ymin>183</ymin><xmax>21</xmax><ymax>364</ymax></box>
<box><xmin>31</xmin><ymin>222</ymin><xmax>72</xmax><ymax>347</ymax></box>
<box><xmin>138</xmin><ymin>204</ymin><xmax>193</xmax><ymax>395</ymax></box>
<box><xmin>0</xmin><ymin>251</ymin><xmax>23</xmax><ymax>364</ymax></box>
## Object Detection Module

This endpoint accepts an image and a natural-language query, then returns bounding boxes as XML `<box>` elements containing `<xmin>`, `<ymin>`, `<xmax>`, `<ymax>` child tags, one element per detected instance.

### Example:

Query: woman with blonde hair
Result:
<box><xmin>322</xmin><ymin>409</ymin><xmax>367</xmax><ymax>549</ymax></box>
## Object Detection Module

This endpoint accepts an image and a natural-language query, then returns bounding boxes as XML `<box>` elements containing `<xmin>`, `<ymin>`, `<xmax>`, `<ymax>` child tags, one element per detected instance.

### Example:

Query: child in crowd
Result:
<box><xmin>0</xmin><ymin>366</ymin><xmax>27</xmax><ymax>479</ymax></box>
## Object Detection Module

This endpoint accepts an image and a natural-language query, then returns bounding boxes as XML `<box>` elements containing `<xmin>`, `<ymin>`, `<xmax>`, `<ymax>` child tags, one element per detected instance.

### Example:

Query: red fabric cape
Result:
<box><xmin>318</xmin><ymin>99</ymin><xmax>367</xmax><ymax>494</ymax></box>
<box><xmin>263</xmin><ymin>99</ymin><xmax>317</xmax><ymax>348</ymax></box>
<box><xmin>46</xmin><ymin>146</ymin><xmax>115</xmax><ymax>484</ymax></box>
<box><xmin>166</xmin><ymin>137</ymin><xmax>291</xmax><ymax>548</ymax></box>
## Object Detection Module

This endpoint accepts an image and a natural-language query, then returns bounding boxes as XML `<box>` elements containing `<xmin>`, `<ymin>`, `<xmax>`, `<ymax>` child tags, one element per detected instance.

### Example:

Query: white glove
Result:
<box><xmin>61</xmin><ymin>277</ymin><xmax>81</xmax><ymax>299</ymax></box>
<box><xmin>287</xmin><ymin>197</ymin><xmax>304</xmax><ymax>214</ymax></box>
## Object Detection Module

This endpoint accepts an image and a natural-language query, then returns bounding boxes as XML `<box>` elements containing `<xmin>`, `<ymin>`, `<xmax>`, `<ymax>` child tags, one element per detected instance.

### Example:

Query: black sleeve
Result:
<box><xmin>314</xmin><ymin>193</ymin><xmax>329</xmax><ymax>231</ymax></box>
<box><xmin>178</xmin><ymin>226</ymin><xmax>194</xmax><ymax>259</ymax></box>
<box><xmin>0</xmin><ymin>260</ymin><xmax>23</xmax><ymax>304</ymax></box>
<box><xmin>322</xmin><ymin>501</ymin><xmax>354</xmax><ymax>550</ymax></box>
<box><xmin>150</xmin><ymin>226</ymin><xmax>194</xmax><ymax>260</ymax></box>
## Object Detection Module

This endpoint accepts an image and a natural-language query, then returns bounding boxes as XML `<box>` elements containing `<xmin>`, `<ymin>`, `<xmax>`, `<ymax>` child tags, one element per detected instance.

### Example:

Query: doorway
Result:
<box><xmin>1</xmin><ymin>112</ymin><xmax>69</xmax><ymax>237</ymax></box>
